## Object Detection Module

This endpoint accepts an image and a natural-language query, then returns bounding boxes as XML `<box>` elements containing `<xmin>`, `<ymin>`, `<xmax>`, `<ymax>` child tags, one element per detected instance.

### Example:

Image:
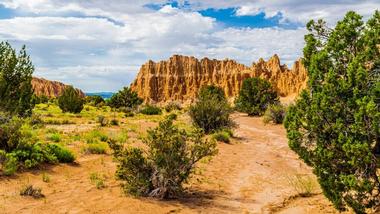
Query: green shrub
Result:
<box><xmin>89</xmin><ymin>172</ymin><xmax>106</xmax><ymax>189</ymax></box>
<box><xmin>47</xmin><ymin>133</ymin><xmax>61</xmax><ymax>142</ymax></box>
<box><xmin>263</xmin><ymin>103</ymin><xmax>286</xmax><ymax>124</ymax></box>
<box><xmin>0</xmin><ymin>115</ymin><xmax>75</xmax><ymax>175</ymax></box>
<box><xmin>189</xmin><ymin>85</ymin><xmax>234</xmax><ymax>133</ymax></box>
<box><xmin>85</xmin><ymin>129</ymin><xmax>108</xmax><ymax>144</ymax></box>
<box><xmin>108</xmin><ymin>117</ymin><xmax>217</xmax><ymax>198</ymax></box>
<box><xmin>110</xmin><ymin>119</ymin><xmax>119</xmax><ymax>126</ymax></box>
<box><xmin>212</xmin><ymin>131</ymin><xmax>231</xmax><ymax>143</ymax></box>
<box><xmin>284</xmin><ymin>11</ymin><xmax>380</xmax><ymax>213</ymax></box>
<box><xmin>125</xmin><ymin>112</ymin><xmax>134</xmax><ymax>117</ymax></box>
<box><xmin>85</xmin><ymin>95</ymin><xmax>105</xmax><ymax>107</ymax></box>
<box><xmin>108</xmin><ymin>87</ymin><xmax>142</xmax><ymax>109</ymax></box>
<box><xmin>47</xmin><ymin>143</ymin><xmax>75</xmax><ymax>163</ymax></box>
<box><xmin>42</xmin><ymin>173</ymin><xmax>51</xmax><ymax>183</ymax></box>
<box><xmin>235</xmin><ymin>77</ymin><xmax>279</xmax><ymax>116</ymax></box>
<box><xmin>97</xmin><ymin>115</ymin><xmax>108</xmax><ymax>127</ymax></box>
<box><xmin>140</xmin><ymin>105</ymin><xmax>162</xmax><ymax>115</ymax></box>
<box><xmin>85</xmin><ymin>142</ymin><xmax>108</xmax><ymax>154</ymax></box>
<box><xmin>164</xmin><ymin>102</ymin><xmax>182</xmax><ymax>112</ymax></box>
<box><xmin>58</xmin><ymin>86</ymin><xmax>84</xmax><ymax>113</ymax></box>
<box><xmin>166</xmin><ymin>113</ymin><xmax>177</xmax><ymax>121</ymax></box>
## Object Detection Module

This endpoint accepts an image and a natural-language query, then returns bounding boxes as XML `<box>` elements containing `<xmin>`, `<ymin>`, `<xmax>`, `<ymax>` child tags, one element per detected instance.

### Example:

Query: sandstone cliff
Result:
<box><xmin>130</xmin><ymin>55</ymin><xmax>307</xmax><ymax>103</ymax></box>
<box><xmin>32</xmin><ymin>77</ymin><xmax>85</xmax><ymax>98</ymax></box>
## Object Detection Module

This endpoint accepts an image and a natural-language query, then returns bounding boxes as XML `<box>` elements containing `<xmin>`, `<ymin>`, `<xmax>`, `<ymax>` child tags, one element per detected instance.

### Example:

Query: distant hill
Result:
<box><xmin>32</xmin><ymin>77</ymin><xmax>85</xmax><ymax>98</ymax></box>
<box><xmin>85</xmin><ymin>92</ymin><xmax>115</xmax><ymax>99</ymax></box>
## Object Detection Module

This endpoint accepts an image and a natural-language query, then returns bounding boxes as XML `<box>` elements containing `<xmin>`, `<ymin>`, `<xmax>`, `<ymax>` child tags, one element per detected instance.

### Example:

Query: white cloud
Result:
<box><xmin>0</xmin><ymin>0</ymin><xmax>379</xmax><ymax>91</ymax></box>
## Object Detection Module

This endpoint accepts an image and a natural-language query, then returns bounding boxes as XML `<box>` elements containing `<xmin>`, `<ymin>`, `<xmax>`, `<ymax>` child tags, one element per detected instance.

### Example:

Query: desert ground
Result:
<box><xmin>0</xmin><ymin>105</ymin><xmax>343</xmax><ymax>214</ymax></box>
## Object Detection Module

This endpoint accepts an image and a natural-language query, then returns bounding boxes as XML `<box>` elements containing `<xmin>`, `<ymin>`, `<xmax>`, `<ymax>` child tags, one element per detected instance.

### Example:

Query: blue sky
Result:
<box><xmin>0</xmin><ymin>0</ymin><xmax>379</xmax><ymax>92</ymax></box>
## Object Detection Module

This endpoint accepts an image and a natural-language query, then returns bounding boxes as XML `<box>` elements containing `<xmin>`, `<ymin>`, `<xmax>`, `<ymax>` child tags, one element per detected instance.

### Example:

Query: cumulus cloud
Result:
<box><xmin>0</xmin><ymin>0</ymin><xmax>378</xmax><ymax>91</ymax></box>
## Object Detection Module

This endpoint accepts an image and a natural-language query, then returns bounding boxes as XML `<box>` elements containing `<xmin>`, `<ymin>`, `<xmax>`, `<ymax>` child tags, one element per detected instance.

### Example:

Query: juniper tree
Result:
<box><xmin>58</xmin><ymin>86</ymin><xmax>84</xmax><ymax>113</ymax></box>
<box><xmin>285</xmin><ymin>11</ymin><xmax>380</xmax><ymax>213</ymax></box>
<box><xmin>0</xmin><ymin>42</ymin><xmax>34</xmax><ymax>117</ymax></box>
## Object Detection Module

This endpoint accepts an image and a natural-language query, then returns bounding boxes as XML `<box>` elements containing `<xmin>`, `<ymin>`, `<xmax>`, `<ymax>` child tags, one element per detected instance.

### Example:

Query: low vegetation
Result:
<box><xmin>20</xmin><ymin>185</ymin><xmax>45</xmax><ymax>199</ymax></box>
<box><xmin>235</xmin><ymin>77</ymin><xmax>279</xmax><ymax>116</ymax></box>
<box><xmin>139</xmin><ymin>105</ymin><xmax>162</xmax><ymax>115</ymax></box>
<box><xmin>108</xmin><ymin>117</ymin><xmax>217</xmax><ymax>198</ymax></box>
<box><xmin>263</xmin><ymin>103</ymin><xmax>286</xmax><ymax>124</ymax></box>
<box><xmin>189</xmin><ymin>85</ymin><xmax>234</xmax><ymax>133</ymax></box>
<box><xmin>108</xmin><ymin>87</ymin><xmax>142</xmax><ymax>109</ymax></box>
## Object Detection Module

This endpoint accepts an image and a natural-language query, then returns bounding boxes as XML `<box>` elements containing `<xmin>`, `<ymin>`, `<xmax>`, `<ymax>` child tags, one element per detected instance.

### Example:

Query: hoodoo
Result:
<box><xmin>130</xmin><ymin>55</ymin><xmax>307</xmax><ymax>103</ymax></box>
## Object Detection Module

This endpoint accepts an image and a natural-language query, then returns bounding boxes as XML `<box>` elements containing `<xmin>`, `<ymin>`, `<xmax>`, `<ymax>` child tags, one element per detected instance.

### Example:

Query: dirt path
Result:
<box><xmin>0</xmin><ymin>113</ymin><xmax>340</xmax><ymax>214</ymax></box>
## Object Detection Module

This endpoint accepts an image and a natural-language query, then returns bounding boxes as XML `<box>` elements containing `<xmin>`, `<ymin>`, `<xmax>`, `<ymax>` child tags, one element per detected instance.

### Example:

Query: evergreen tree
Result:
<box><xmin>285</xmin><ymin>11</ymin><xmax>380</xmax><ymax>213</ymax></box>
<box><xmin>235</xmin><ymin>77</ymin><xmax>279</xmax><ymax>116</ymax></box>
<box><xmin>0</xmin><ymin>42</ymin><xmax>34</xmax><ymax>117</ymax></box>
<box><xmin>58</xmin><ymin>86</ymin><xmax>84</xmax><ymax>113</ymax></box>
<box><xmin>108</xmin><ymin>87</ymin><xmax>142</xmax><ymax>109</ymax></box>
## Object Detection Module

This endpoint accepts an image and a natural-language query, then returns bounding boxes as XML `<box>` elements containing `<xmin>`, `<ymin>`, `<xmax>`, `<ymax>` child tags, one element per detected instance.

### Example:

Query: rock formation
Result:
<box><xmin>130</xmin><ymin>54</ymin><xmax>307</xmax><ymax>103</ymax></box>
<box><xmin>32</xmin><ymin>77</ymin><xmax>85</xmax><ymax>98</ymax></box>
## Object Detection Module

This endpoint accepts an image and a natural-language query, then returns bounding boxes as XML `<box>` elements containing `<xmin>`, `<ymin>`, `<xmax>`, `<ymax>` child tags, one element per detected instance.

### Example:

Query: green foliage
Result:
<box><xmin>47</xmin><ymin>133</ymin><xmax>61</xmax><ymax>142</ymax></box>
<box><xmin>108</xmin><ymin>87</ymin><xmax>142</xmax><ymax>109</ymax></box>
<box><xmin>0</xmin><ymin>114</ymin><xmax>74</xmax><ymax>175</ymax></box>
<box><xmin>235</xmin><ymin>77</ymin><xmax>279</xmax><ymax>116</ymax></box>
<box><xmin>166</xmin><ymin>113</ymin><xmax>177</xmax><ymax>121</ymax></box>
<box><xmin>97</xmin><ymin>115</ymin><xmax>108</xmax><ymax>127</ymax></box>
<box><xmin>58</xmin><ymin>86</ymin><xmax>84</xmax><ymax>113</ymax></box>
<box><xmin>164</xmin><ymin>102</ymin><xmax>182</xmax><ymax>112</ymax></box>
<box><xmin>212</xmin><ymin>131</ymin><xmax>231</xmax><ymax>143</ymax></box>
<box><xmin>140</xmin><ymin>105</ymin><xmax>162</xmax><ymax>115</ymax></box>
<box><xmin>85</xmin><ymin>95</ymin><xmax>105</xmax><ymax>107</ymax></box>
<box><xmin>0</xmin><ymin>42</ymin><xmax>34</xmax><ymax>117</ymax></box>
<box><xmin>110</xmin><ymin>119</ymin><xmax>119</xmax><ymax>126</ymax></box>
<box><xmin>108</xmin><ymin>117</ymin><xmax>218</xmax><ymax>198</ymax></box>
<box><xmin>189</xmin><ymin>85</ymin><xmax>234</xmax><ymax>133</ymax></box>
<box><xmin>42</xmin><ymin>173</ymin><xmax>51</xmax><ymax>183</ymax></box>
<box><xmin>263</xmin><ymin>103</ymin><xmax>286</xmax><ymax>124</ymax></box>
<box><xmin>31</xmin><ymin>95</ymin><xmax>49</xmax><ymax>105</ymax></box>
<box><xmin>284</xmin><ymin>11</ymin><xmax>380</xmax><ymax>213</ymax></box>
<box><xmin>89</xmin><ymin>172</ymin><xmax>106</xmax><ymax>189</ymax></box>
<box><xmin>198</xmin><ymin>85</ymin><xmax>226</xmax><ymax>102</ymax></box>
<box><xmin>85</xmin><ymin>142</ymin><xmax>108</xmax><ymax>154</ymax></box>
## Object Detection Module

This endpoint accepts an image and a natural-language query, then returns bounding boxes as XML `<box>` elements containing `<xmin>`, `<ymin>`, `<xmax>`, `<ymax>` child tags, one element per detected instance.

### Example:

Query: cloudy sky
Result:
<box><xmin>0</xmin><ymin>0</ymin><xmax>379</xmax><ymax>92</ymax></box>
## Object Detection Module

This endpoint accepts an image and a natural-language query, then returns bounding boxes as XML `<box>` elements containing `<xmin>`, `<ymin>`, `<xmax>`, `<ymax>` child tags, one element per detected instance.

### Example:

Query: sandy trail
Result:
<box><xmin>0</xmin><ymin>113</ymin><xmax>339</xmax><ymax>214</ymax></box>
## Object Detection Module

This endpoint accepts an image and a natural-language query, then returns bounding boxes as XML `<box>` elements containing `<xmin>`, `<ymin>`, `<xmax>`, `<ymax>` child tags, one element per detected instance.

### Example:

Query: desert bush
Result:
<box><xmin>108</xmin><ymin>87</ymin><xmax>142</xmax><ymax>109</ymax></box>
<box><xmin>42</xmin><ymin>173</ymin><xmax>51</xmax><ymax>183</ymax></box>
<box><xmin>235</xmin><ymin>77</ymin><xmax>279</xmax><ymax>116</ymax></box>
<box><xmin>108</xmin><ymin>117</ymin><xmax>217</xmax><ymax>198</ymax></box>
<box><xmin>140</xmin><ymin>105</ymin><xmax>162</xmax><ymax>115</ymax></box>
<box><xmin>97</xmin><ymin>115</ymin><xmax>108</xmax><ymax>127</ymax></box>
<box><xmin>0</xmin><ymin>114</ymin><xmax>75</xmax><ymax>175</ymax></box>
<box><xmin>110</xmin><ymin>119</ymin><xmax>119</xmax><ymax>126</ymax></box>
<box><xmin>44</xmin><ymin>119</ymin><xmax>74</xmax><ymax>125</ymax></box>
<box><xmin>212</xmin><ymin>131</ymin><xmax>231</xmax><ymax>143</ymax></box>
<box><xmin>32</xmin><ymin>95</ymin><xmax>49</xmax><ymax>105</ymax></box>
<box><xmin>284</xmin><ymin>11</ymin><xmax>380</xmax><ymax>213</ymax></box>
<box><xmin>189</xmin><ymin>85</ymin><xmax>234</xmax><ymax>134</ymax></box>
<box><xmin>287</xmin><ymin>175</ymin><xmax>316</xmax><ymax>197</ymax></box>
<box><xmin>58</xmin><ymin>86</ymin><xmax>84</xmax><ymax>113</ymax></box>
<box><xmin>166</xmin><ymin>113</ymin><xmax>177</xmax><ymax>121</ymax></box>
<box><xmin>28</xmin><ymin>114</ymin><xmax>44</xmax><ymax>128</ymax></box>
<box><xmin>86</xmin><ymin>95</ymin><xmax>105</xmax><ymax>107</ymax></box>
<box><xmin>89</xmin><ymin>172</ymin><xmax>106</xmax><ymax>189</ymax></box>
<box><xmin>47</xmin><ymin>143</ymin><xmax>75</xmax><ymax>163</ymax></box>
<box><xmin>0</xmin><ymin>42</ymin><xmax>34</xmax><ymax>117</ymax></box>
<box><xmin>198</xmin><ymin>85</ymin><xmax>226</xmax><ymax>102</ymax></box>
<box><xmin>47</xmin><ymin>133</ymin><xmax>61</xmax><ymax>142</ymax></box>
<box><xmin>164</xmin><ymin>102</ymin><xmax>182</xmax><ymax>112</ymax></box>
<box><xmin>263</xmin><ymin>103</ymin><xmax>286</xmax><ymax>124</ymax></box>
<box><xmin>125</xmin><ymin>112</ymin><xmax>134</xmax><ymax>117</ymax></box>
<box><xmin>85</xmin><ymin>129</ymin><xmax>108</xmax><ymax>144</ymax></box>
<box><xmin>85</xmin><ymin>142</ymin><xmax>108</xmax><ymax>154</ymax></box>
<box><xmin>20</xmin><ymin>185</ymin><xmax>44</xmax><ymax>198</ymax></box>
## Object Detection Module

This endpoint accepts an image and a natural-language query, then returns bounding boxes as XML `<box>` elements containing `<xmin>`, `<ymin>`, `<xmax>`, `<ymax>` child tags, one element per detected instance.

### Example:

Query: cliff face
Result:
<box><xmin>130</xmin><ymin>55</ymin><xmax>307</xmax><ymax>103</ymax></box>
<box><xmin>32</xmin><ymin>77</ymin><xmax>85</xmax><ymax>98</ymax></box>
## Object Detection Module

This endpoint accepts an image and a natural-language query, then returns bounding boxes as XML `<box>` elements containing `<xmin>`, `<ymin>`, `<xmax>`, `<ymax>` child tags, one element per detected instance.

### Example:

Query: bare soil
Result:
<box><xmin>0</xmin><ymin>113</ymin><xmax>343</xmax><ymax>214</ymax></box>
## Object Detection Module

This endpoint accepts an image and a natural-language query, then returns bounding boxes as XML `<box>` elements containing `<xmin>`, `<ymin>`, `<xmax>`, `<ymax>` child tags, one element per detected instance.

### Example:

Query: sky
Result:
<box><xmin>0</xmin><ymin>0</ymin><xmax>379</xmax><ymax>92</ymax></box>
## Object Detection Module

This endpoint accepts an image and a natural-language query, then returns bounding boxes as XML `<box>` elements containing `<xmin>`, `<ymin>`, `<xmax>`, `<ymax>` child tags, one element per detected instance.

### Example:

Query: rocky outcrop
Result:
<box><xmin>130</xmin><ymin>55</ymin><xmax>307</xmax><ymax>103</ymax></box>
<box><xmin>32</xmin><ymin>77</ymin><xmax>85</xmax><ymax>98</ymax></box>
